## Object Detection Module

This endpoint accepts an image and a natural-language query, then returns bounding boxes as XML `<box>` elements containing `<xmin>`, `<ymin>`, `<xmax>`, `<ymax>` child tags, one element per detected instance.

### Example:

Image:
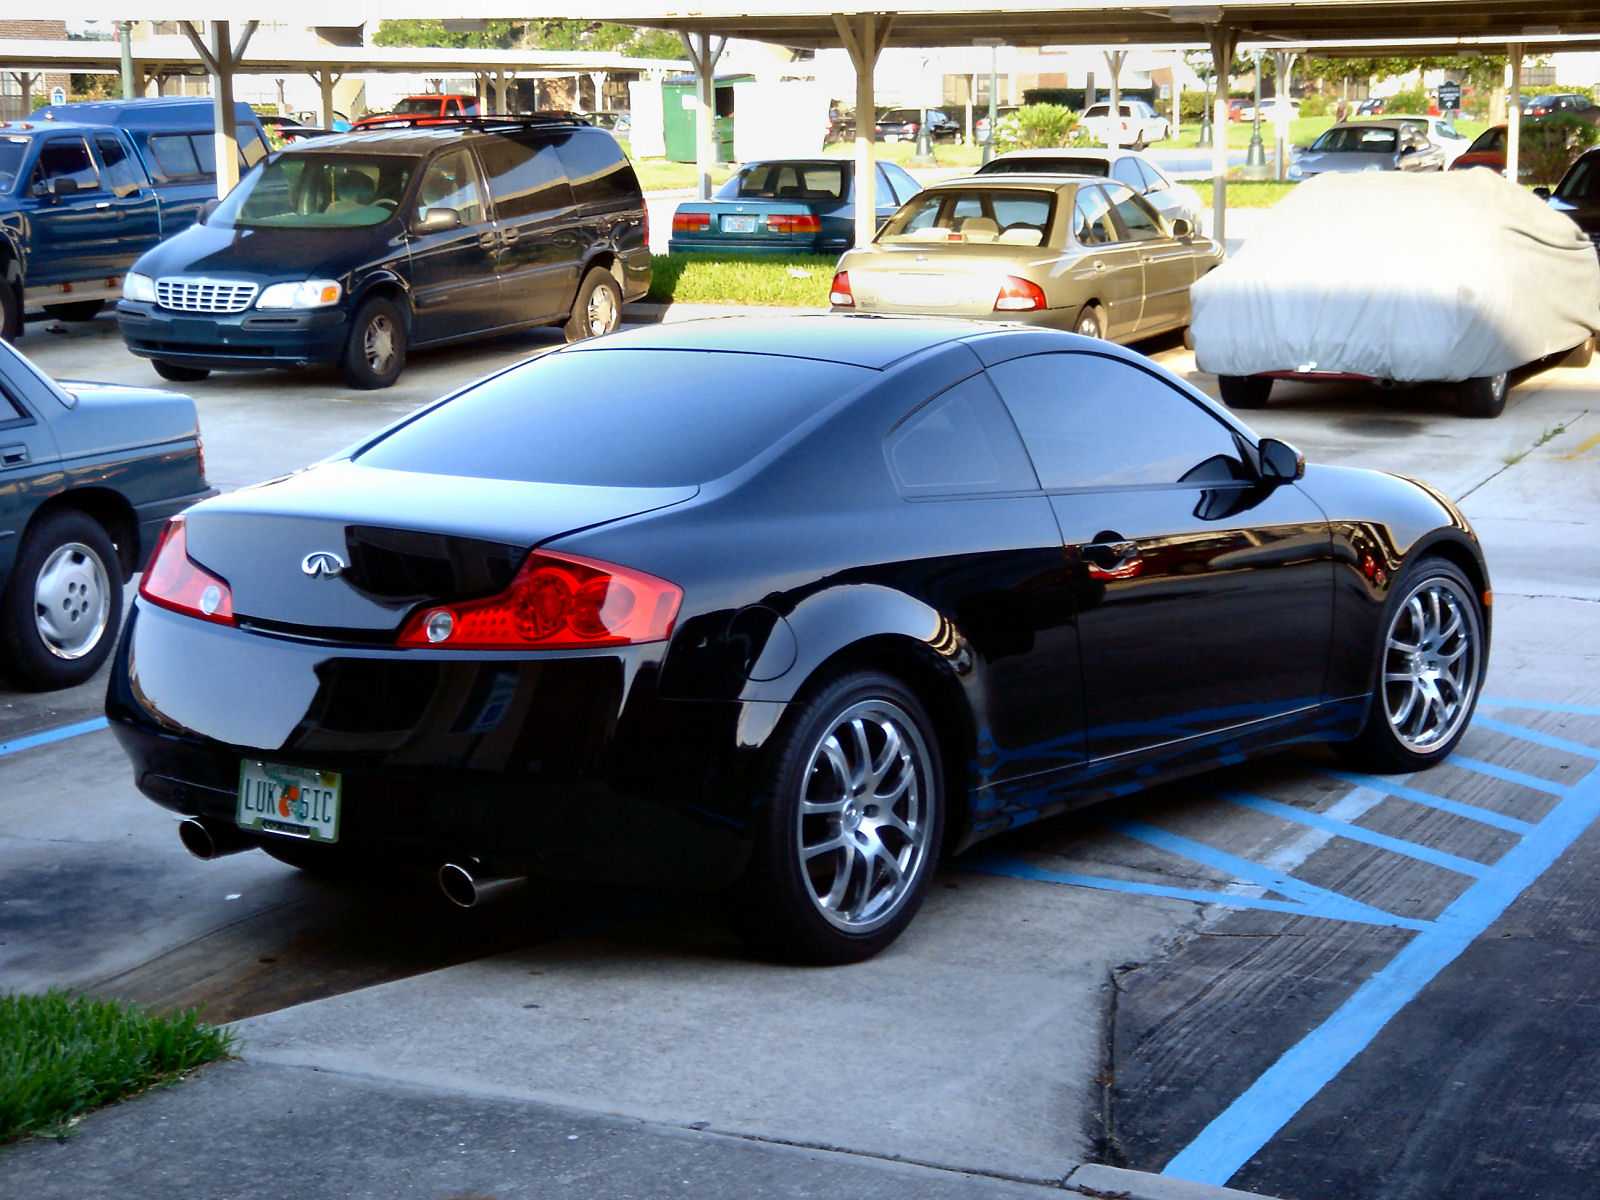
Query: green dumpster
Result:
<box><xmin>662</xmin><ymin>74</ymin><xmax>751</xmax><ymax>163</ymax></box>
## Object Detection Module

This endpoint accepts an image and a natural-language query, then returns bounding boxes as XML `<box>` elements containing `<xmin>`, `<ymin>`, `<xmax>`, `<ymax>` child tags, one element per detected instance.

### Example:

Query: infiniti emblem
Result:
<box><xmin>301</xmin><ymin>551</ymin><xmax>347</xmax><ymax>579</ymax></box>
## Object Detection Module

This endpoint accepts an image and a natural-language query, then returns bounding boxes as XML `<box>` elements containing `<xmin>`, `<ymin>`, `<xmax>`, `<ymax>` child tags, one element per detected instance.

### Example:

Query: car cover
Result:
<box><xmin>1191</xmin><ymin>169</ymin><xmax>1600</xmax><ymax>382</ymax></box>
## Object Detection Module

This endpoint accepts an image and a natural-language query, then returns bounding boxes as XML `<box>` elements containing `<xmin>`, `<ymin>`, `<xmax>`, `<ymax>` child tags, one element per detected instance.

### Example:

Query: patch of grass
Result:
<box><xmin>1176</xmin><ymin>179</ymin><xmax>1299</xmax><ymax>207</ymax></box>
<box><xmin>618</xmin><ymin>148</ymin><xmax>735</xmax><ymax>193</ymax></box>
<box><xmin>0</xmin><ymin>990</ymin><xmax>235</xmax><ymax>1144</ymax></box>
<box><xmin>823</xmin><ymin>140</ymin><xmax>985</xmax><ymax>168</ymax></box>
<box><xmin>646</xmin><ymin>253</ymin><xmax>836</xmax><ymax>306</ymax></box>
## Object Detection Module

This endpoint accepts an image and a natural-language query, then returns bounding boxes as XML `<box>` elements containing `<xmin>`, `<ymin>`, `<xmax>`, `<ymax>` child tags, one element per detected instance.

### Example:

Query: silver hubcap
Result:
<box><xmin>364</xmin><ymin>315</ymin><xmax>396</xmax><ymax>372</ymax></box>
<box><xmin>33</xmin><ymin>541</ymin><xmax>111</xmax><ymax>660</ymax></box>
<box><xmin>797</xmin><ymin>698</ymin><xmax>934</xmax><ymax>933</ymax></box>
<box><xmin>1382</xmin><ymin>575</ymin><xmax>1482</xmax><ymax>753</ymax></box>
<box><xmin>585</xmin><ymin>284</ymin><xmax>618</xmax><ymax>335</ymax></box>
<box><xmin>1078</xmin><ymin>312</ymin><xmax>1100</xmax><ymax>337</ymax></box>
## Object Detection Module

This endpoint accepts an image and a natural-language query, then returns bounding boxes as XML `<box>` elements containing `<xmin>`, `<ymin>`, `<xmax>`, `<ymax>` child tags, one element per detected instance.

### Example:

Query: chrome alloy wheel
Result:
<box><xmin>796</xmin><ymin>698</ymin><xmax>936</xmax><ymax>933</ymax></box>
<box><xmin>1380</xmin><ymin>573</ymin><xmax>1483</xmax><ymax>754</ymax></box>
<box><xmin>363</xmin><ymin>313</ymin><xmax>397</xmax><ymax>374</ymax></box>
<box><xmin>33</xmin><ymin>541</ymin><xmax>112</xmax><ymax>660</ymax></box>
<box><xmin>584</xmin><ymin>281</ymin><xmax>619</xmax><ymax>335</ymax></box>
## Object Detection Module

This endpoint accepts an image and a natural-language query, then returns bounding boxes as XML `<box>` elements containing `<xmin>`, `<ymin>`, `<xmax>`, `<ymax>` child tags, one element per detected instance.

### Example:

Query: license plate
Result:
<box><xmin>721</xmin><ymin>214</ymin><xmax>757</xmax><ymax>233</ymax></box>
<box><xmin>877</xmin><ymin>273</ymin><xmax>957</xmax><ymax>307</ymax></box>
<box><xmin>237</xmin><ymin>760</ymin><xmax>341</xmax><ymax>843</ymax></box>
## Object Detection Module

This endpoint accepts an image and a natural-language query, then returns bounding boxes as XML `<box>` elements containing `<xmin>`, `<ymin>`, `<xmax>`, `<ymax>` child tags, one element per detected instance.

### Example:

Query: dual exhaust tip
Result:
<box><xmin>178</xmin><ymin>819</ymin><xmax>523</xmax><ymax>908</ymax></box>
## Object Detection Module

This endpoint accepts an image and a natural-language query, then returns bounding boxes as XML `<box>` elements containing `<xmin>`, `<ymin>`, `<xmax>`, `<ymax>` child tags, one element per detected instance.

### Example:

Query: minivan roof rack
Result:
<box><xmin>350</xmin><ymin>112</ymin><xmax>593</xmax><ymax>133</ymax></box>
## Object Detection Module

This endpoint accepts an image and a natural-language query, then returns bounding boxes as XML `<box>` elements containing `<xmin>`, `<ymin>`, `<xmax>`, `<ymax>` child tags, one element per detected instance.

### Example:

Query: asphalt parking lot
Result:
<box><xmin>2</xmin><ymin>305</ymin><xmax>1598</xmax><ymax>1200</ymax></box>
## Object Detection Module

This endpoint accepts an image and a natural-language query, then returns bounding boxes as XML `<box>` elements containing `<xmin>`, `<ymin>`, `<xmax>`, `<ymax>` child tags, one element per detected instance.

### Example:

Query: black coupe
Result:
<box><xmin>108</xmin><ymin>316</ymin><xmax>1491</xmax><ymax>962</ymax></box>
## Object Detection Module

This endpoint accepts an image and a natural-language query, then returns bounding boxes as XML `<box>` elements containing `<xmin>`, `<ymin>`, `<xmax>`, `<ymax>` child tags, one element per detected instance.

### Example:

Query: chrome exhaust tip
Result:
<box><xmin>438</xmin><ymin>861</ymin><xmax>526</xmax><ymax>908</ymax></box>
<box><xmin>178</xmin><ymin>818</ymin><xmax>254</xmax><ymax>861</ymax></box>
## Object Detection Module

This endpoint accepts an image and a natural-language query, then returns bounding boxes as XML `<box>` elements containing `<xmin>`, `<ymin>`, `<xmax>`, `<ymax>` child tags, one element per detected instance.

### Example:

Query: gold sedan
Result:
<box><xmin>830</xmin><ymin>175</ymin><xmax>1224</xmax><ymax>342</ymax></box>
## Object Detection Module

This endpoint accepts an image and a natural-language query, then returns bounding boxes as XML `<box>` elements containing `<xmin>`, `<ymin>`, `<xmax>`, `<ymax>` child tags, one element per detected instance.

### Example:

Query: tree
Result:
<box><xmin>373</xmin><ymin>18</ymin><xmax>680</xmax><ymax>60</ymax></box>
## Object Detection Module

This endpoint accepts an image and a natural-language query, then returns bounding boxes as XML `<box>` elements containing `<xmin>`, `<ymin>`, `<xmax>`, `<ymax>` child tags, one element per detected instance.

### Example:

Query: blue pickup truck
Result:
<box><xmin>0</xmin><ymin>98</ymin><xmax>267</xmax><ymax>340</ymax></box>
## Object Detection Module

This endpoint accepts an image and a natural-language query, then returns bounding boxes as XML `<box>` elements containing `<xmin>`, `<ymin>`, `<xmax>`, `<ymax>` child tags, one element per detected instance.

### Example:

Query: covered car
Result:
<box><xmin>1191</xmin><ymin>170</ymin><xmax>1600</xmax><ymax>418</ymax></box>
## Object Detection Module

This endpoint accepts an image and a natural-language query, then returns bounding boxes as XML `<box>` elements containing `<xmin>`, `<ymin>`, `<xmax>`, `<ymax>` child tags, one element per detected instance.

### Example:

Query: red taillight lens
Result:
<box><xmin>672</xmin><ymin>211</ymin><xmax>711</xmax><ymax>233</ymax></box>
<box><xmin>829</xmin><ymin>271</ymin><xmax>854</xmax><ymax>307</ymax></box>
<box><xmin>641</xmin><ymin>204</ymin><xmax>649</xmax><ymax>248</ymax></box>
<box><xmin>994</xmin><ymin>276</ymin><xmax>1047</xmax><ymax>312</ymax></box>
<box><xmin>396</xmin><ymin>551</ymin><xmax>681</xmax><ymax>651</ymax></box>
<box><xmin>767</xmin><ymin>213</ymin><xmax>821</xmax><ymax>234</ymax></box>
<box><xmin>138</xmin><ymin>516</ymin><xmax>235</xmax><ymax>625</ymax></box>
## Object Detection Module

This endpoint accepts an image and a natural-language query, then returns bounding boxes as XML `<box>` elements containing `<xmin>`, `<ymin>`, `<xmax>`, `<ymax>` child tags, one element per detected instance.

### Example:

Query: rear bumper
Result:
<box><xmin>106</xmin><ymin>602</ymin><xmax>767</xmax><ymax>888</ymax></box>
<box><xmin>667</xmin><ymin>235</ymin><xmax>844</xmax><ymax>256</ymax></box>
<box><xmin>117</xmin><ymin>300</ymin><xmax>350</xmax><ymax>369</ymax></box>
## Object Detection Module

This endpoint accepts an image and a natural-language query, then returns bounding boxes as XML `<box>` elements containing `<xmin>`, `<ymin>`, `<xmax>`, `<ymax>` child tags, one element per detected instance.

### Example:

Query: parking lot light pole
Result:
<box><xmin>1242</xmin><ymin>50</ymin><xmax>1270</xmax><ymax>178</ymax></box>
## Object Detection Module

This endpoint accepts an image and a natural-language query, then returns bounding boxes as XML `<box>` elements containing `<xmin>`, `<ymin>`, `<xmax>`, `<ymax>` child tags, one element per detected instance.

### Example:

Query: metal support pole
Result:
<box><xmin>1507</xmin><ymin>43</ymin><xmax>1524</xmax><ymax>183</ymax></box>
<box><xmin>118</xmin><ymin>21</ymin><xmax>134</xmax><ymax>100</ymax></box>
<box><xmin>1242</xmin><ymin>51</ymin><xmax>1269</xmax><ymax>177</ymax></box>
<box><xmin>1198</xmin><ymin>70</ymin><xmax>1213</xmax><ymax>148</ymax></box>
<box><xmin>1206</xmin><ymin>25</ymin><xmax>1237</xmax><ymax>246</ymax></box>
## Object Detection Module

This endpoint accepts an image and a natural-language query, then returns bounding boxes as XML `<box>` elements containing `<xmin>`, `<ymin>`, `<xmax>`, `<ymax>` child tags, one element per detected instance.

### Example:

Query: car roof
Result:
<box><xmin>988</xmin><ymin>147</ymin><xmax>1130</xmax><ymax>163</ymax></box>
<box><xmin>280</xmin><ymin>120</ymin><xmax>597</xmax><ymax>156</ymax></box>
<box><xmin>920</xmin><ymin>175</ymin><xmax>1082</xmax><ymax>193</ymax></box>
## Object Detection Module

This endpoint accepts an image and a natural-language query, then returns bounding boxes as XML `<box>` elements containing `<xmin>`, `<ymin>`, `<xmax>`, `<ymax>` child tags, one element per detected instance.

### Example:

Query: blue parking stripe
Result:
<box><xmin>1105</xmin><ymin>818</ymin><xmax>1430</xmax><ymax>930</ymax></box>
<box><xmin>1163</xmin><ymin>758</ymin><xmax>1600</xmax><ymax>1187</ymax></box>
<box><xmin>1321</xmin><ymin>770</ymin><xmax>1537</xmax><ymax>834</ymax></box>
<box><xmin>0</xmin><ymin>717</ymin><xmax>108</xmax><ymax>759</ymax></box>
<box><xmin>1449</xmin><ymin>755</ymin><xmax>1571</xmax><ymax>797</ymax></box>
<box><xmin>1217</xmin><ymin>790</ymin><xmax>1488</xmax><ymax>877</ymax></box>
<box><xmin>1483</xmin><ymin>697</ymin><xmax>1600</xmax><ymax>717</ymax></box>
<box><xmin>956</xmin><ymin>853</ymin><xmax>1428</xmax><ymax>929</ymax></box>
<box><xmin>1472</xmin><ymin>715</ymin><xmax>1600</xmax><ymax>761</ymax></box>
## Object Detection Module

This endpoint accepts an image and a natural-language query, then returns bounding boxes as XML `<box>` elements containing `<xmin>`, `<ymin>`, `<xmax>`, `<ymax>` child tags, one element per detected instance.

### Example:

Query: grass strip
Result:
<box><xmin>646</xmin><ymin>253</ymin><xmax>837</xmax><ymax>307</ymax></box>
<box><xmin>0</xmin><ymin>989</ymin><xmax>235</xmax><ymax>1144</ymax></box>
<box><xmin>1172</xmin><ymin>179</ymin><xmax>1299</xmax><ymax>207</ymax></box>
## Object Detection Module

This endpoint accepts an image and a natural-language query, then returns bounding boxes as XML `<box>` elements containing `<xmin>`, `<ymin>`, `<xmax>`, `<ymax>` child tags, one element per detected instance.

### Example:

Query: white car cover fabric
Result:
<box><xmin>1192</xmin><ymin>170</ymin><xmax>1600</xmax><ymax>382</ymax></box>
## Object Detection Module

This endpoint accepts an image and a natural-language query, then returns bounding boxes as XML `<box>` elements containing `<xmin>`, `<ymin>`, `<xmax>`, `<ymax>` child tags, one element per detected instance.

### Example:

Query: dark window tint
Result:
<box><xmin>94</xmin><ymin>134</ymin><xmax>143</xmax><ymax>195</ymax></box>
<box><xmin>885</xmin><ymin>374</ymin><xmax>1038</xmax><ymax>497</ymax></box>
<box><xmin>416</xmin><ymin>149</ymin><xmax>485</xmax><ymax>223</ymax></box>
<box><xmin>987</xmin><ymin>352</ymin><xmax>1245</xmax><ymax>489</ymax></box>
<box><xmin>1104</xmin><ymin>182</ymin><xmax>1165</xmax><ymax>241</ymax></box>
<box><xmin>981</xmin><ymin>155</ymin><xmax>1110</xmax><ymax>177</ymax></box>
<box><xmin>552</xmin><ymin>129</ymin><xmax>638</xmax><ymax>208</ymax></box>
<box><xmin>357</xmin><ymin>349</ymin><xmax>872</xmax><ymax>488</ymax></box>
<box><xmin>1556</xmin><ymin>155</ymin><xmax>1600</xmax><ymax>202</ymax></box>
<box><xmin>33</xmin><ymin>138</ymin><xmax>99</xmax><ymax>191</ymax></box>
<box><xmin>477</xmin><ymin>136</ymin><xmax>569</xmax><ymax>219</ymax></box>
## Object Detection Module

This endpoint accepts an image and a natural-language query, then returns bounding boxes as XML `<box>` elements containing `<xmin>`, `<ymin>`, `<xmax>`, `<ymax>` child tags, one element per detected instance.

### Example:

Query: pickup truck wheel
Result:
<box><xmin>564</xmin><ymin>268</ymin><xmax>623</xmax><ymax>343</ymax></box>
<box><xmin>339</xmin><ymin>296</ymin><xmax>407</xmax><ymax>389</ymax></box>
<box><xmin>43</xmin><ymin>299</ymin><xmax>105</xmax><ymax>322</ymax></box>
<box><xmin>0</xmin><ymin>277</ymin><xmax>18</xmax><ymax>341</ymax></box>
<box><xmin>1219</xmin><ymin>375</ymin><xmax>1272</xmax><ymax>409</ymax></box>
<box><xmin>0</xmin><ymin>509</ymin><xmax>123</xmax><ymax>692</ymax></box>
<box><xmin>153</xmin><ymin>360</ymin><xmax>211</xmax><ymax>383</ymax></box>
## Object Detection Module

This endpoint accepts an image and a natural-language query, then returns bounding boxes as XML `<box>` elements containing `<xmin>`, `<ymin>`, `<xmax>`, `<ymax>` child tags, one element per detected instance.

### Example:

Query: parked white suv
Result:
<box><xmin>1080</xmin><ymin>100</ymin><xmax>1170</xmax><ymax>148</ymax></box>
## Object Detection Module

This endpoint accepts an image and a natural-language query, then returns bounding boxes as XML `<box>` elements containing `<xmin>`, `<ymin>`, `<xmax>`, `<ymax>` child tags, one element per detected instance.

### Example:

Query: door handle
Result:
<box><xmin>1091</xmin><ymin>259</ymin><xmax>1106</xmax><ymax>272</ymax></box>
<box><xmin>477</xmin><ymin>231</ymin><xmax>500</xmax><ymax>250</ymax></box>
<box><xmin>1</xmin><ymin>444</ymin><xmax>29</xmax><ymax>467</ymax></box>
<box><xmin>499</xmin><ymin>228</ymin><xmax>520</xmax><ymax>246</ymax></box>
<box><xmin>95</xmin><ymin>201</ymin><xmax>113</xmax><ymax>210</ymax></box>
<box><xmin>1082</xmin><ymin>536</ymin><xmax>1141</xmax><ymax>579</ymax></box>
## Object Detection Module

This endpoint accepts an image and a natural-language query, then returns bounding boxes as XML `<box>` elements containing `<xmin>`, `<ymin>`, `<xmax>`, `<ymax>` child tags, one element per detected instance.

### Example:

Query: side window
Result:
<box><xmin>885</xmin><ymin>373</ymin><xmax>1038</xmax><ymax>497</ymax></box>
<box><xmin>1073</xmin><ymin>185</ymin><xmax>1116</xmax><ymax>246</ymax></box>
<box><xmin>0</xmin><ymin>380</ymin><xmax>27</xmax><ymax>424</ymax></box>
<box><xmin>93</xmin><ymin>135</ymin><xmax>143</xmax><ymax>196</ymax></box>
<box><xmin>32</xmin><ymin>137</ymin><xmax>99</xmax><ymax>193</ymax></box>
<box><xmin>1110</xmin><ymin>157</ymin><xmax>1143</xmax><ymax>190</ymax></box>
<box><xmin>987</xmin><ymin>352</ymin><xmax>1248</xmax><ymax>489</ymax></box>
<box><xmin>416</xmin><ymin>150</ymin><xmax>485</xmax><ymax>224</ymax></box>
<box><xmin>1135</xmin><ymin>159</ymin><xmax>1166</xmax><ymax>192</ymax></box>
<box><xmin>551</xmin><ymin>130</ymin><xmax>636</xmax><ymax>207</ymax></box>
<box><xmin>146</xmin><ymin>133</ymin><xmax>201</xmax><ymax>181</ymax></box>
<box><xmin>1104</xmin><ymin>182</ymin><xmax>1165</xmax><ymax>241</ymax></box>
<box><xmin>884</xmin><ymin>162</ymin><xmax>919</xmax><ymax>203</ymax></box>
<box><xmin>477</xmin><ymin>137</ymin><xmax>567</xmax><ymax>219</ymax></box>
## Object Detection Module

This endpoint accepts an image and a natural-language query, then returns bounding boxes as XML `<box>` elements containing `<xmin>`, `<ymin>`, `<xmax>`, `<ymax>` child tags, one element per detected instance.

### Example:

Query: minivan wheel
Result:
<box><xmin>564</xmin><ymin>269</ymin><xmax>623</xmax><ymax>342</ymax></box>
<box><xmin>727</xmin><ymin>669</ymin><xmax>945</xmax><ymax>964</ymax></box>
<box><xmin>153</xmin><ymin>360</ymin><xmax>211</xmax><ymax>383</ymax></box>
<box><xmin>340</xmin><ymin>296</ymin><xmax>407</xmax><ymax>389</ymax></box>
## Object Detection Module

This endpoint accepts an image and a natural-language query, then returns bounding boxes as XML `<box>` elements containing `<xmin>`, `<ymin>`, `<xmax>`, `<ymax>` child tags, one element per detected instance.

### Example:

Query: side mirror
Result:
<box><xmin>1533</xmin><ymin>186</ymin><xmax>1552</xmax><ymax>199</ymax></box>
<box><xmin>411</xmin><ymin>207</ymin><xmax>462</xmax><ymax>235</ymax></box>
<box><xmin>1258</xmin><ymin>437</ymin><xmax>1305</xmax><ymax>483</ymax></box>
<box><xmin>33</xmin><ymin>176</ymin><xmax>78</xmax><ymax>202</ymax></box>
<box><xmin>1169</xmin><ymin>216</ymin><xmax>1192</xmax><ymax>238</ymax></box>
<box><xmin>200</xmin><ymin>198</ymin><xmax>221</xmax><ymax>222</ymax></box>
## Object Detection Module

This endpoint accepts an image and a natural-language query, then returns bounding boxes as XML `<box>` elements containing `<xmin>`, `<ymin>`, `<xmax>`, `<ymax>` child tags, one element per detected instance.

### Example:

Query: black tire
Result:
<box><xmin>727</xmin><ymin>670</ymin><xmax>945</xmax><ymax>964</ymax></box>
<box><xmin>1456</xmin><ymin>373</ymin><xmax>1507</xmax><ymax>418</ymax></box>
<box><xmin>564</xmin><ymin>268</ymin><xmax>623</xmax><ymax>343</ymax></box>
<box><xmin>1181</xmin><ymin>325</ymin><xmax>1195</xmax><ymax>351</ymax></box>
<box><xmin>1219</xmin><ymin>374</ymin><xmax>1272</xmax><ymax>409</ymax></box>
<box><xmin>1074</xmin><ymin>303</ymin><xmax>1105</xmax><ymax>340</ymax></box>
<box><xmin>43</xmin><ymin>299</ymin><xmax>105</xmax><ymax>322</ymax></box>
<box><xmin>1336</xmin><ymin>557</ymin><xmax>1486</xmax><ymax>774</ymax></box>
<box><xmin>153</xmin><ymin>359</ymin><xmax>211</xmax><ymax>383</ymax></box>
<box><xmin>0</xmin><ymin>273</ymin><xmax>20</xmax><ymax>342</ymax></box>
<box><xmin>0</xmin><ymin>509</ymin><xmax>124</xmax><ymax>692</ymax></box>
<box><xmin>339</xmin><ymin>295</ymin><xmax>407</xmax><ymax>389</ymax></box>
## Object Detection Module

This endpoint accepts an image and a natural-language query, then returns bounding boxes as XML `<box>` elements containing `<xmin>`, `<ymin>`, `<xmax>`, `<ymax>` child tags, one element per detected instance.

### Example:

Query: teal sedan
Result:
<box><xmin>668</xmin><ymin>158</ymin><xmax>922</xmax><ymax>255</ymax></box>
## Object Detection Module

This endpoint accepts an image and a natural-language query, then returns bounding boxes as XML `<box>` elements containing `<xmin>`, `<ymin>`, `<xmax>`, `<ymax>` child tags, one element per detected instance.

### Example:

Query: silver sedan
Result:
<box><xmin>1287</xmin><ymin>119</ymin><xmax>1445</xmax><ymax>180</ymax></box>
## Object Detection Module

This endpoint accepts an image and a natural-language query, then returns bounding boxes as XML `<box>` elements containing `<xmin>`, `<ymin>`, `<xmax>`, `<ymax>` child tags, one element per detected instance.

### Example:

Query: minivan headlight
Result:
<box><xmin>256</xmin><ymin>280</ymin><xmax>342</xmax><ymax>310</ymax></box>
<box><xmin>123</xmin><ymin>272</ymin><xmax>156</xmax><ymax>302</ymax></box>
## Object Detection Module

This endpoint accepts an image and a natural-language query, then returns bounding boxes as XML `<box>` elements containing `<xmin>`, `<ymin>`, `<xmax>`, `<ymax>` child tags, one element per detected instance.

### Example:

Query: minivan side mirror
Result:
<box><xmin>1258</xmin><ymin>437</ymin><xmax>1305</xmax><ymax>483</ymax></box>
<box><xmin>411</xmin><ymin>207</ymin><xmax>462</xmax><ymax>235</ymax></box>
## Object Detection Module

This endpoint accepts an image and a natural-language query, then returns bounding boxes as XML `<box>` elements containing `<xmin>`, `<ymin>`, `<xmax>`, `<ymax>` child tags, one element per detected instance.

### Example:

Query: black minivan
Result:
<box><xmin>116</xmin><ymin>117</ymin><xmax>651</xmax><ymax>389</ymax></box>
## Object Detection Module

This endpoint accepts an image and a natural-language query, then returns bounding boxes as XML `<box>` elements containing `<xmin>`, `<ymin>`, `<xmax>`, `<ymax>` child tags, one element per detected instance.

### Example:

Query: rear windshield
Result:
<box><xmin>717</xmin><ymin>161</ymin><xmax>845</xmax><ymax>201</ymax></box>
<box><xmin>982</xmin><ymin>156</ymin><xmax>1110</xmax><ymax>177</ymax></box>
<box><xmin>212</xmin><ymin>154</ymin><xmax>413</xmax><ymax>229</ymax></box>
<box><xmin>356</xmin><ymin>348</ymin><xmax>872</xmax><ymax>487</ymax></box>
<box><xmin>878</xmin><ymin>187</ymin><xmax>1055</xmax><ymax>244</ymax></box>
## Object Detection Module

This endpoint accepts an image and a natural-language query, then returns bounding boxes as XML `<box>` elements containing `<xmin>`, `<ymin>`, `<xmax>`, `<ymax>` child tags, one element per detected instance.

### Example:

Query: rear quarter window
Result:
<box><xmin>552</xmin><ymin>129</ymin><xmax>640</xmax><ymax>209</ymax></box>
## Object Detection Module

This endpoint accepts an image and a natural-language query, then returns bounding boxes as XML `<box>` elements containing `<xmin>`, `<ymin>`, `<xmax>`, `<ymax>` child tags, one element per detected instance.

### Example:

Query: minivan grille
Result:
<box><xmin>156</xmin><ymin>277</ymin><xmax>259</xmax><ymax>314</ymax></box>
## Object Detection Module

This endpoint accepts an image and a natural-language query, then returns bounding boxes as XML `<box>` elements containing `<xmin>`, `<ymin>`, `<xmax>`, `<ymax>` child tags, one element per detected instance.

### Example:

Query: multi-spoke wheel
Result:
<box><xmin>1340</xmin><ymin>558</ymin><xmax>1486</xmax><ymax>772</ymax></box>
<box><xmin>339</xmin><ymin>295</ymin><xmax>407</xmax><ymax>389</ymax></box>
<box><xmin>564</xmin><ymin>268</ymin><xmax>623</xmax><ymax>342</ymax></box>
<box><xmin>0</xmin><ymin>509</ymin><xmax>123</xmax><ymax>691</ymax></box>
<box><xmin>730</xmin><ymin>670</ymin><xmax>944</xmax><ymax>963</ymax></box>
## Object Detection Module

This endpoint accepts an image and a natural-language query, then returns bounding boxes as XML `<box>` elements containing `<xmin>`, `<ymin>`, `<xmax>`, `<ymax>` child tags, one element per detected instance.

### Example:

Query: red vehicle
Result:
<box><xmin>353</xmin><ymin>94</ymin><xmax>480</xmax><ymax>129</ymax></box>
<box><xmin>1450</xmin><ymin>125</ymin><xmax>1507</xmax><ymax>173</ymax></box>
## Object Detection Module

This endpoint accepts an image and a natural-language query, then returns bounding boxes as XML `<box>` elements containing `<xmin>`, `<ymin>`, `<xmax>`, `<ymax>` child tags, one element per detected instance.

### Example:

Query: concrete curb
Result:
<box><xmin>1065</xmin><ymin>1163</ymin><xmax>1281</xmax><ymax>1200</ymax></box>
